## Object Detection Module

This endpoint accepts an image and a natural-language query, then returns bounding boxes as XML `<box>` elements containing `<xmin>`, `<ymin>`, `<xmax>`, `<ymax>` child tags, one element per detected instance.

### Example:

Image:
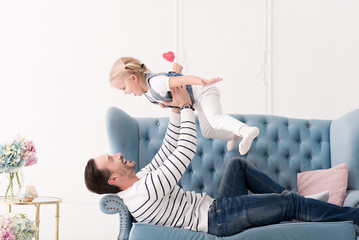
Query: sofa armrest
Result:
<box><xmin>330</xmin><ymin>109</ymin><xmax>359</xmax><ymax>190</ymax></box>
<box><xmin>100</xmin><ymin>194</ymin><xmax>132</xmax><ymax>240</ymax></box>
<box><xmin>343</xmin><ymin>190</ymin><xmax>359</xmax><ymax>207</ymax></box>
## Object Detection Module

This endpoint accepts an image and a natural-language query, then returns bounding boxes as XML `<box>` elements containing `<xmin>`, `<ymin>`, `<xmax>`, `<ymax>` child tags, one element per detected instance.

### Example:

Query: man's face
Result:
<box><xmin>94</xmin><ymin>153</ymin><xmax>136</xmax><ymax>178</ymax></box>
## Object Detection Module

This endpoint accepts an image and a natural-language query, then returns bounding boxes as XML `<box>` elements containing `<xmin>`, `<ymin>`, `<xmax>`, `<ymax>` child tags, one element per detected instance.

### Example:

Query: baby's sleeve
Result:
<box><xmin>149</xmin><ymin>75</ymin><xmax>170</xmax><ymax>96</ymax></box>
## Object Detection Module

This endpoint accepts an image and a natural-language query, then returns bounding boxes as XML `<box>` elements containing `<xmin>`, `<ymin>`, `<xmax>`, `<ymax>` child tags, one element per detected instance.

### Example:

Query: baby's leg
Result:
<box><xmin>237</xmin><ymin>125</ymin><xmax>260</xmax><ymax>155</ymax></box>
<box><xmin>197</xmin><ymin>105</ymin><xmax>234</xmax><ymax>140</ymax></box>
<box><xmin>198</xmin><ymin>86</ymin><xmax>258</xmax><ymax>154</ymax></box>
<box><xmin>196</xmin><ymin>86</ymin><xmax>241</xmax><ymax>140</ymax></box>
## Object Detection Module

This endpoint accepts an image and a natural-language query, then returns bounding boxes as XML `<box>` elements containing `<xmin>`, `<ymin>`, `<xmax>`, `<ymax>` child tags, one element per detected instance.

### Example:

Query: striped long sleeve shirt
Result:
<box><xmin>118</xmin><ymin>109</ymin><xmax>214</xmax><ymax>233</ymax></box>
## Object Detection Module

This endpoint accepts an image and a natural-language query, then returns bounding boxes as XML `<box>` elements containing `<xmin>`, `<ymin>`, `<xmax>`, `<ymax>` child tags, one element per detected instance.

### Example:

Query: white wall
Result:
<box><xmin>0</xmin><ymin>0</ymin><xmax>358</xmax><ymax>239</ymax></box>
<box><xmin>272</xmin><ymin>0</ymin><xmax>359</xmax><ymax>119</ymax></box>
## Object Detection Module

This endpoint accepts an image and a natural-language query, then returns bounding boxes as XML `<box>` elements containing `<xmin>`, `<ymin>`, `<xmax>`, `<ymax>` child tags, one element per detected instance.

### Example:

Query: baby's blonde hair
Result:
<box><xmin>109</xmin><ymin>57</ymin><xmax>151</xmax><ymax>83</ymax></box>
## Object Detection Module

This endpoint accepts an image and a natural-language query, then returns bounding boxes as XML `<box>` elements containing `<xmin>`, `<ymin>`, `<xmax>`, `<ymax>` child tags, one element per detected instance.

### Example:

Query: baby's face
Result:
<box><xmin>111</xmin><ymin>76</ymin><xmax>145</xmax><ymax>97</ymax></box>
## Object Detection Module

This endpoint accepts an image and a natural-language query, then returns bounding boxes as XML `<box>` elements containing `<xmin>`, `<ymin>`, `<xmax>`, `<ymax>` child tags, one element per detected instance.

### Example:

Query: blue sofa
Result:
<box><xmin>100</xmin><ymin>107</ymin><xmax>359</xmax><ymax>240</ymax></box>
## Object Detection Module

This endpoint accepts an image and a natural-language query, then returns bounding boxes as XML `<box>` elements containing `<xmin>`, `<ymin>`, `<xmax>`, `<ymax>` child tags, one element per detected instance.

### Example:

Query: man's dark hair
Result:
<box><xmin>84</xmin><ymin>158</ymin><xmax>120</xmax><ymax>194</ymax></box>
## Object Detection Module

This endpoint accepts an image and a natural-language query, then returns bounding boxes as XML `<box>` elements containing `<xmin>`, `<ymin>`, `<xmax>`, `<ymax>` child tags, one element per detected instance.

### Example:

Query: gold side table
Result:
<box><xmin>0</xmin><ymin>196</ymin><xmax>62</xmax><ymax>240</ymax></box>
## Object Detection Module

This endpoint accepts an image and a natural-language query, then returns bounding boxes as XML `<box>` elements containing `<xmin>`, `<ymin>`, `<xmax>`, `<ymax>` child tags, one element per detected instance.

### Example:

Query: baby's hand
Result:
<box><xmin>172</xmin><ymin>63</ymin><xmax>183</xmax><ymax>73</ymax></box>
<box><xmin>202</xmin><ymin>77</ymin><xmax>223</xmax><ymax>86</ymax></box>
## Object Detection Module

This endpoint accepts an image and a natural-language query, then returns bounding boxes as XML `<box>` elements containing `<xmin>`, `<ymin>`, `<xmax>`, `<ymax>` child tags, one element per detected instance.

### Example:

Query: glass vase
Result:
<box><xmin>3</xmin><ymin>170</ymin><xmax>21</xmax><ymax>201</ymax></box>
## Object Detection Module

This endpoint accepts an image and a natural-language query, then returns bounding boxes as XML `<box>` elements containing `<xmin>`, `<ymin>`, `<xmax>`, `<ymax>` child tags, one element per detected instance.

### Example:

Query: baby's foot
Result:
<box><xmin>238</xmin><ymin>126</ymin><xmax>259</xmax><ymax>155</ymax></box>
<box><xmin>305</xmin><ymin>190</ymin><xmax>330</xmax><ymax>202</ymax></box>
<box><xmin>227</xmin><ymin>135</ymin><xmax>241</xmax><ymax>151</ymax></box>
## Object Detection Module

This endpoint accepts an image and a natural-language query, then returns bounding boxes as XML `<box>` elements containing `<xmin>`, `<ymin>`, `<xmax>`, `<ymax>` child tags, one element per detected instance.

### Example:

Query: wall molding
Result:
<box><xmin>175</xmin><ymin>0</ymin><xmax>188</xmax><ymax>73</ymax></box>
<box><xmin>175</xmin><ymin>0</ymin><xmax>273</xmax><ymax>113</ymax></box>
<box><xmin>262</xmin><ymin>0</ymin><xmax>273</xmax><ymax>114</ymax></box>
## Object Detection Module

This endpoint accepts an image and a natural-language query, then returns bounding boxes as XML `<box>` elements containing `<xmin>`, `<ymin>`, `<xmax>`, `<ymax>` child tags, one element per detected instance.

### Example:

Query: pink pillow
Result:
<box><xmin>297</xmin><ymin>163</ymin><xmax>348</xmax><ymax>206</ymax></box>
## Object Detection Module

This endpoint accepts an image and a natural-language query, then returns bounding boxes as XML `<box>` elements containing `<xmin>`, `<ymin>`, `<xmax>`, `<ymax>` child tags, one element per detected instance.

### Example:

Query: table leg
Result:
<box><xmin>35</xmin><ymin>204</ymin><xmax>40</xmax><ymax>240</ymax></box>
<box><xmin>55</xmin><ymin>203</ymin><xmax>60</xmax><ymax>240</ymax></box>
<box><xmin>8</xmin><ymin>205</ymin><xmax>11</xmax><ymax>213</ymax></box>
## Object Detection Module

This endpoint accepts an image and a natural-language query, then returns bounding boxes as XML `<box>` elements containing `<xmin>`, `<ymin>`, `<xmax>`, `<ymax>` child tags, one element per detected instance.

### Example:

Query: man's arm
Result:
<box><xmin>137</xmin><ymin>109</ymin><xmax>181</xmax><ymax>175</ymax></box>
<box><xmin>151</xmin><ymin>87</ymin><xmax>196</xmax><ymax>194</ymax></box>
<box><xmin>154</xmin><ymin>107</ymin><xmax>196</xmax><ymax>195</ymax></box>
<box><xmin>137</xmin><ymin>87</ymin><xmax>191</xmax><ymax>175</ymax></box>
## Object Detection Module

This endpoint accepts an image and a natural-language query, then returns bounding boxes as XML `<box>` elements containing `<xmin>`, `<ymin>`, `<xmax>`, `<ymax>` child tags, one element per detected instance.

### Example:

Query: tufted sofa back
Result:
<box><xmin>106</xmin><ymin>107</ymin><xmax>359</xmax><ymax>198</ymax></box>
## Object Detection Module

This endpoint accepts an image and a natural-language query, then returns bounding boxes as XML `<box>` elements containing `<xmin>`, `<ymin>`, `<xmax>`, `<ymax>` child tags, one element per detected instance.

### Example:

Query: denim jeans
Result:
<box><xmin>208</xmin><ymin>157</ymin><xmax>359</xmax><ymax>237</ymax></box>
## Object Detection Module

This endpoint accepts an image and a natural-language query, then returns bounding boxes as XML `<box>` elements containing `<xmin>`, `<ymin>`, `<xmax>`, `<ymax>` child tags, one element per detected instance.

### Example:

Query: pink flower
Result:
<box><xmin>21</xmin><ymin>140</ymin><xmax>37</xmax><ymax>167</ymax></box>
<box><xmin>0</xmin><ymin>215</ymin><xmax>13</xmax><ymax>228</ymax></box>
<box><xmin>0</xmin><ymin>228</ymin><xmax>16</xmax><ymax>240</ymax></box>
<box><xmin>24</xmin><ymin>154</ymin><xmax>37</xmax><ymax>166</ymax></box>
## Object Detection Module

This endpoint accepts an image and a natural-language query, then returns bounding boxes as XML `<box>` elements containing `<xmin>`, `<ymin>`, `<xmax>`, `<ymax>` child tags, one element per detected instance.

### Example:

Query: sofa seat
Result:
<box><xmin>129</xmin><ymin>221</ymin><xmax>357</xmax><ymax>240</ymax></box>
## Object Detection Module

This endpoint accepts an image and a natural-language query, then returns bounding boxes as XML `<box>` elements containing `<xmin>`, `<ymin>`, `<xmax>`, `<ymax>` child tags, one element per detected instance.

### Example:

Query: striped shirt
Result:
<box><xmin>118</xmin><ymin>109</ymin><xmax>214</xmax><ymax>233</ymax></box>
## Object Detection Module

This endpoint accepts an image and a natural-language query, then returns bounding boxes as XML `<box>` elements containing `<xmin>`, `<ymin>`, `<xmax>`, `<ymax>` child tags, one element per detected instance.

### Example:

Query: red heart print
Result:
<box><xmin>162</xmin><ymin>51</ymin><xmax>175</xmax><ymax>62</ymax></box>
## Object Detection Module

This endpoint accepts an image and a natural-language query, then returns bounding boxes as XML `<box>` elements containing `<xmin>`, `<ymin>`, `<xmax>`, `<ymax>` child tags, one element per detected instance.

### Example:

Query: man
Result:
<box><xmin>85</xmin><ymin>86</ymin><xmax>359</xmax><ymax>237</ymax></box>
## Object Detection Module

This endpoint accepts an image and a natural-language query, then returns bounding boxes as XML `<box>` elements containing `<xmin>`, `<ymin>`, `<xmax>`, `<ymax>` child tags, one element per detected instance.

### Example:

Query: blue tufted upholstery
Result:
<box><xmin>101</xmin><ymin>107</ymin><xmax>359</xmax><ymax>240</ymax></box>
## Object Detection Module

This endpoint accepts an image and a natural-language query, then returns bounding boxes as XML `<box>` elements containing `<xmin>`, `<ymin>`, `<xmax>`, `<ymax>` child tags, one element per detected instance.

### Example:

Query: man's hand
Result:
<box><xmin>162</xmin><ymin>86</ymin><xmax>191</xmax><ymax>110</ymax></box>
<box><xmin>158</xmin><ymin>102</ymin><xmax>168</xmax><ymax>109</ymax></box>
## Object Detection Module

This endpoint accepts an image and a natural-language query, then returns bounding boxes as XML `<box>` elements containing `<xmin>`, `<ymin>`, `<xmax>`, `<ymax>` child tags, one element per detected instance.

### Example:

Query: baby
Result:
<box><xmin>110</xmin><ymin>57</ymin><xmax>259</xmax><ymax>155</ymax></box>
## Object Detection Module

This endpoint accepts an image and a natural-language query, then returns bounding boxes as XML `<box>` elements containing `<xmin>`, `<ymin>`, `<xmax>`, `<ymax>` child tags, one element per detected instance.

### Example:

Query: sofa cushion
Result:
<box><xmin>129</xmin><ymin>223</ymin><xmax>217</xmax><ymax>240</ymax></box>
<box><xmin>129</xmin><ymin>221</ymin><xmax>357</xmax><ymax>240</ymax></box>
<box><xmin>297</xmin><ymin>163</ymin><xmax>348</xmax><ymax>206</ymax></box>
<box><xmin>225</xmin><ymin>221</ymin><xmax>357</xmax><ymax>240</ymax></box>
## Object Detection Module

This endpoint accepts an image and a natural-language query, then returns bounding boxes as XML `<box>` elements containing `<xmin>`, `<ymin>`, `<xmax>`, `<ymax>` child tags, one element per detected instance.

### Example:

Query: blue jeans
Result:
<box><xmin>208</xmin><ymin>157</ymin><xmax>359</xmax><ymax>237</ymax></box>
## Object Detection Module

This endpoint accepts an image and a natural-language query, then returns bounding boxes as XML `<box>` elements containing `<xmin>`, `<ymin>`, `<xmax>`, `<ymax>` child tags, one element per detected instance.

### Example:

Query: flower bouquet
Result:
<box><xmin>0</xmin><ymin>137</ymin><xmax>37</xmax><ymax>200</ymax></box>
<box><xmin>0</xmin><ymin>213</ymin><xmax>38</xmax><ymax>240</ymax></box>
